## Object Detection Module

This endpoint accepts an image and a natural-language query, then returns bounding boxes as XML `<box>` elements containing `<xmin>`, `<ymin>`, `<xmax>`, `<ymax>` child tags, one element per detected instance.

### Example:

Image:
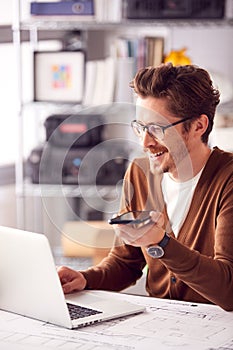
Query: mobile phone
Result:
<box><xmin>108</xmin><ymin>210</ymin><xmax>152</xmax><ymax>227</ymax></box>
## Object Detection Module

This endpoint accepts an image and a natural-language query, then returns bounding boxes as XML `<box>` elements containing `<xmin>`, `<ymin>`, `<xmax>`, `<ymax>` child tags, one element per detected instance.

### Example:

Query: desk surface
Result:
<box><xmin>0</xmin><ymin>291</ymin><xmax>232</xmax><ymax>350</ymax></box>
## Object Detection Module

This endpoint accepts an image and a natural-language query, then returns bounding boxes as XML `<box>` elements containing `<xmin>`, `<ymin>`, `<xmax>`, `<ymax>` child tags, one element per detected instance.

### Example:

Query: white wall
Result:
<box><xmin>0</xmin><ymin>0</ymin><xmax>13</xmax><ymax>24</ymax></box>
<box><xmin>171</xmin><ymin>26</ymin><xmax>233</xmax><ymax>84</ymax></box>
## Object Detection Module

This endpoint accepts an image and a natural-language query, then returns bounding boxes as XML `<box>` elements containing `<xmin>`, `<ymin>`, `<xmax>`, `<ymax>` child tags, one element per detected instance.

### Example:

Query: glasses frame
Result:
<box><xmin>131</xmin><ymin>117</ymin><xmax>192</xmax><ymax>140</ymax></box>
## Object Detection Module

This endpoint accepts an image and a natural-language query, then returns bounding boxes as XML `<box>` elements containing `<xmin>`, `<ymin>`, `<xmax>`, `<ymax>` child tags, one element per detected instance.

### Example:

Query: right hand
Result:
<box><xmin>57</xmin><ymin>266</ymin><xmax>87</xmax><ymax>294</ymax></box>
<box><xmin>113</xmin><ymin>211</ymin><xmax>165</xmax><ymax>248</ymax></box>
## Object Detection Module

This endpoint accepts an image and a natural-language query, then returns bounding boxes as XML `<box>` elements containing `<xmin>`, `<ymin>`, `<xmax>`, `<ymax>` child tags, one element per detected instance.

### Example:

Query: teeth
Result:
<box><xmin>148</xmin><ymin>151</ymin><xmax>164</xmax><ymax>159</ymax></box>
<box><xmin>154</xmin><ymin>152</ymin><xmax>163</xmax><ymax>157</ymax></box>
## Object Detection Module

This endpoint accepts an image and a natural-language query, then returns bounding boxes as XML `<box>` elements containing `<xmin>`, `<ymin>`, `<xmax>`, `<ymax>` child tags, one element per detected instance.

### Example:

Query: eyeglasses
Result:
<box><xmin>131</xmin><ymin>117</ymin><xmax>192</xmax><ymax>141</ymax></box>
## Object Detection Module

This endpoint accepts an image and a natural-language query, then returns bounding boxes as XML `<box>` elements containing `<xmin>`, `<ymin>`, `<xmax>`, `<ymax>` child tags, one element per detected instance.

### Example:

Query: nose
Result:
<box><xmin>141</xmin><ymin>130</ymin><xmax>158</xmax><ymax>148</ymax></box>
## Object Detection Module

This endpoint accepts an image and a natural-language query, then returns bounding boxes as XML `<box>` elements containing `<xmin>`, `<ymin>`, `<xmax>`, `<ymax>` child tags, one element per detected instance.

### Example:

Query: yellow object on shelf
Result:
<box><xmin>164</xmin><ymin>48</ymin><xmax>192</xmax><ymax>66</ymax></box>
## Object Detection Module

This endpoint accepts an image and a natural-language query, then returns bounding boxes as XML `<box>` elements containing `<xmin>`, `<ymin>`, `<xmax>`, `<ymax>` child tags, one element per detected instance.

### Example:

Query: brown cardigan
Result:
<box><xmin>82</xmin><ymin>147</ymin><xmax>233</xmax><ymax>311</ymax></box>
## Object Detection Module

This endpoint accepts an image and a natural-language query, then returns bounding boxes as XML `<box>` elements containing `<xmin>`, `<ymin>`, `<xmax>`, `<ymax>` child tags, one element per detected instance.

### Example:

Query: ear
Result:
<box><xmin>193</xmin><ymin>114</ymin><xmax>209</xmax><ymax>138</ymax></box>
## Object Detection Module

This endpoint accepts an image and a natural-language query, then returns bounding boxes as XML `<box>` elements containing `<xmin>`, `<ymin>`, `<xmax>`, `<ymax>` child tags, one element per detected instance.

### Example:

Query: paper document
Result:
<box><xmin>0</xmin><ymin>291</ymin><xmax>232</xmax><ymax>350</ymax></box>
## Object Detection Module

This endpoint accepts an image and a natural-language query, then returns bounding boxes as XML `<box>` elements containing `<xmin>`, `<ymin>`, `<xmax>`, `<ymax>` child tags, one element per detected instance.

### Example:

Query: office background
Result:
<box><xmin>0</xmin><ymin>0</ymin><xmax>233</xmax><ymax>252</ymax></box>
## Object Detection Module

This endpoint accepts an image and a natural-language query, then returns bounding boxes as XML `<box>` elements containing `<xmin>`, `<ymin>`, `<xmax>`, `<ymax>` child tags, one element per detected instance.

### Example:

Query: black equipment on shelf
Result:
<box><xmin>44</xmin><ymin>114</ymin><xmax>104</xmax><ymax>148</ymax></box>
<box><xmin>123</xmin><ymin>0</ymin><xmax>225</xmax><ymax>20</ymax></box>
<box><xmin>26</xmin><ymin>114</ymin><xmax>129</xmax><ymax>186</ymax></box>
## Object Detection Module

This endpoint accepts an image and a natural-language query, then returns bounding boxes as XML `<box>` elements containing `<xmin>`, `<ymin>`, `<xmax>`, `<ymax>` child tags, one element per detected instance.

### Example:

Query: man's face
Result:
<box><xmin>136</xmin><ymin>96</ymin><xmax>193</xmax><ymax>179</ymax></box>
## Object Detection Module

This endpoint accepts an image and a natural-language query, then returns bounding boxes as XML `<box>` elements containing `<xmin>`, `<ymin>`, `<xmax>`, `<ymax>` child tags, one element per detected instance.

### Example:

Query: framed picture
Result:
<box><xmin>34</xmin><ymin>51</ymin><xmax>85</xmax><ymax>103</ymax></box>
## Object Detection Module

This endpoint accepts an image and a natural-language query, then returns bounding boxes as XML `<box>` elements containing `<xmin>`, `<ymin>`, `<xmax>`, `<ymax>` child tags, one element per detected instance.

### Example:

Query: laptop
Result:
<box><xmin>0</xmin><ymin>225</ymin><xmax>145</xmax><ymax>329</ymax></box>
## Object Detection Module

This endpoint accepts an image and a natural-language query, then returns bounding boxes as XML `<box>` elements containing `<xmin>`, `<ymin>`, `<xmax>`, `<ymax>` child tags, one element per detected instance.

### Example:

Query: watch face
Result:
<box><xmin>146</xmin><ymin>245</ymin><xmax>164</xmax><ymax>258</ymax></box>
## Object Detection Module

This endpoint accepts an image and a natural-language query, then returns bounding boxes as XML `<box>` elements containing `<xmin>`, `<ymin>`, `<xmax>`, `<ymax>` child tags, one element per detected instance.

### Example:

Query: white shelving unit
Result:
<box><xmin>13</xmin><ymin>1</ymin><xmax>233</xmax><ymax>243</ymax></box>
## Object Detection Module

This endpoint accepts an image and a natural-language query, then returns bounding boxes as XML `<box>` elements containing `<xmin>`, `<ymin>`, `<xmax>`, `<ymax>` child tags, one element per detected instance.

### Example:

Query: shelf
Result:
<box><xmin>20</xmin><ymin>183</ymin><xmax>120</xmax><ymax>199</ymax></box>
<box><xmin>20</xmin><ymin>17</ymin><xmax>233</xmax><ymax>31</ymax></box>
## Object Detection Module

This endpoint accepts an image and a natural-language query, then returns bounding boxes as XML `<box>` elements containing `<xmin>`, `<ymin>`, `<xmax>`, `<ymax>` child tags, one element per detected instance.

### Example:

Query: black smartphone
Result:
<box><xmin>108</xmin><ymin>210</ymin><xmax>152</xmax><ymax>227</ymax></box>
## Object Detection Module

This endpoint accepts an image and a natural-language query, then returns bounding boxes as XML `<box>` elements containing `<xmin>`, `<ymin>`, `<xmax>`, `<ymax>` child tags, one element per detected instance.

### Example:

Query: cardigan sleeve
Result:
<box><xmin>81</xmin><ymin>160</ymin><xmax>148</xmax><ymax>291</ymax></box>
<box><xmin>81</xmin><ymin>238</ymin><xmax>146</xmax><ymax>291</ymax></box>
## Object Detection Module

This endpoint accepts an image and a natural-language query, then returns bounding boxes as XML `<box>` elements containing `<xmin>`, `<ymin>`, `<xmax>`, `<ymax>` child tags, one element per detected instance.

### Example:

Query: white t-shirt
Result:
<box><xmin>161</xmin><ymin>169</ymin><xmax>203</xmax><ymax>237</ymax></box>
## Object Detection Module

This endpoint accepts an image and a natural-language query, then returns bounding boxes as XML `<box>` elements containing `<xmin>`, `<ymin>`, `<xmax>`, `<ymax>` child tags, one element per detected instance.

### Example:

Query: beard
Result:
<box><xmin>145</xmin><ymin>137</ymin><xmax>191</xmax><ymax>177</ymax></box>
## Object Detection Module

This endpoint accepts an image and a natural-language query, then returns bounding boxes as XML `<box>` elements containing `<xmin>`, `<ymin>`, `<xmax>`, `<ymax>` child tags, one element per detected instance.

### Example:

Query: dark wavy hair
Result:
<box><xmin>130</xmin><ymin>63</ymin><xmax>220</xmax><ymax>144</ymax></box>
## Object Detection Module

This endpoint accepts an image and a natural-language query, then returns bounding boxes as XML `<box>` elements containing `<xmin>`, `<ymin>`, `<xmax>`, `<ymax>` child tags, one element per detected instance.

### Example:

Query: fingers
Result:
<box><xmin>114</xmin><ymin>221</ymin><xmax>155</xmax><ymax>247</ymax></box>
<box><xmin>113</xmin><ymin>211</ymin><xmax>165</xmax><ymax>247</ymax></box>
<box><xmin>62</xmin><ymin>278</ymin><xmax>84</xmax><ymax>294</ymax></box>
<box><xmin>149</xmin><ymin>211</ymin><xmax>164</xmax><ymax>227</ymax></box>
<box><xmin>114</xmin><ymin>222</ymin><xmax>153</xmax><ymax>243</ymax></box>
<box><xmin>57</xmin><ymin>266</ymin><xmax>73</xmax><ymax>283</ymax></box>
<box><xmin>57</xmin><ymin>266</ymin><xmax>87</xmax><ymax>294</ymax></box>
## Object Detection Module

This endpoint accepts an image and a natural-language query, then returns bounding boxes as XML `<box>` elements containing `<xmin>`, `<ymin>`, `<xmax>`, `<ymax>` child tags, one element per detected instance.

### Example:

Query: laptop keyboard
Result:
<box><xmin>67</xmin><ymin>303</ymin><xmax>102</xmax><ymax>320</ymax></box>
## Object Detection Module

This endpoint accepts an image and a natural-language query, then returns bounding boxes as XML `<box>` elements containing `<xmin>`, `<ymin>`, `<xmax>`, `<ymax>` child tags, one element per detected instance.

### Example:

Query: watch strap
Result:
<box><xmin>158</xmin><ymin>232</ymin><xmax>170</xmax><ymax>248</ymax></box>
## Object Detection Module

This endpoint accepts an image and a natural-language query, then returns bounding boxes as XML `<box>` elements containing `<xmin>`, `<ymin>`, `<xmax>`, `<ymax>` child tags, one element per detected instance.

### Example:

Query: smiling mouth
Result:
<box><xmin>149</xmin><ymin>151</ymin><xmax>165</xmax><ymax>158</ymax></box>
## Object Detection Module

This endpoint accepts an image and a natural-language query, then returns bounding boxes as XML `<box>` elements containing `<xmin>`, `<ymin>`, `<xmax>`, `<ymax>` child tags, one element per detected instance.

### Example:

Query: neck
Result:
<box><xmin>169</xmin><ymin>144</ymin><xmax>211</xmax><ymax>182</ymax></box>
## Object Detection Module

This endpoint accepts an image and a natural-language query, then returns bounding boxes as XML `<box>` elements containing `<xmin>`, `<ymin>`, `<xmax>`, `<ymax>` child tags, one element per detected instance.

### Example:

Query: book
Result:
<box><xmin>114</xmin><ymin>57</ymin><xmax>135</xmax><ymax>103</ymax></box>
<box><xmin>94</xmin><ymin>0</ymin><xmax>122</xmax><ymax>22</ymax></box>
<box><xmin>83</xmin><ymin>60</ymin><xmax>97</xmax><ymax>106</ymax></box>
<box><xmin>30</xmin><ymin>1</ymin><xmax>94</xmax><ymax>16</ymax></box>
<box><xmin>145</xmin><ymin>36</ymin><xmax>164</xmax><ymax>67</ymax></box>
<box><xmin>83</xmin><ymin>57</ymin><xmax>116</xmax><ymax>106</ymax></box>
<box><xmin>92</xmin><ymin>57</ymin><xmax>116</xmax><ymax>106</ymax></box>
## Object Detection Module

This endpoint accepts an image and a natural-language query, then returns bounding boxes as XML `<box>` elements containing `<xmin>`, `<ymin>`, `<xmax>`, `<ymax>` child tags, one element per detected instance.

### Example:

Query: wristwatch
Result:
<box><xmin>146</xmin><ymin>232</ymin><xmax>170</xmax><ymax>258</ymax></box>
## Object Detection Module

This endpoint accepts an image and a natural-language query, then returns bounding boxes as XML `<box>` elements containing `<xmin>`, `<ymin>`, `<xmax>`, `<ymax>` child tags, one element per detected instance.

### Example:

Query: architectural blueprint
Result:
<box><xmin>0</xmin><ymin>291</ymin><xmax>232</xmax><ymax>350</ymax></box>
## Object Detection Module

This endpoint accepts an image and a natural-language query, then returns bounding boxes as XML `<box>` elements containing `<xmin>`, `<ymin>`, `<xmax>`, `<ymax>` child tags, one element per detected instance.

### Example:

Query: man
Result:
<box><xmin>58</xmin><ymin>63</ymin><xmax>233</xmax><ymax>311</ymax></box>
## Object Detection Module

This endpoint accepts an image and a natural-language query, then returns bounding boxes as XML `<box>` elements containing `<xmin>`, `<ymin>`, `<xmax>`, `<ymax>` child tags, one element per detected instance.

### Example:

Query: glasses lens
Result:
<box><xmin>148</xmin><ymin>125</ymin><xmax>164</xmax><ymax>140</ymax></box>
<box><xmin>132</xmin><ymin>122</ymin><xmax>143</xmax><ymax>136</ymax></box>
<box><xmin>131</xmin><ymin>121</ymin><xmax>164</xmax><ymax>140</ymax></box>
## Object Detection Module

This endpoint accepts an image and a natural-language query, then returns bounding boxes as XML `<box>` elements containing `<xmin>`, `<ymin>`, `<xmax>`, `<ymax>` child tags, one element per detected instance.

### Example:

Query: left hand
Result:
<box><xmin>113</xmin><ymin>211</ymin><xmax>165</xmax><ymax>247</ymax></box>
<box><xmin>57</xmin><ymin>266</ymin><xmax>87</xmax><ymax>294</ymax></box>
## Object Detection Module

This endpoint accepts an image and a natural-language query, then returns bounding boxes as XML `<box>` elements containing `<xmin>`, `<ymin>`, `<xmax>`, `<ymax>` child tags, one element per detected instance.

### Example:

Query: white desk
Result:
<box><xmin>0</xmin><ymin>291</ymin><xmax>232</xmax><ymax>350</ymax></box>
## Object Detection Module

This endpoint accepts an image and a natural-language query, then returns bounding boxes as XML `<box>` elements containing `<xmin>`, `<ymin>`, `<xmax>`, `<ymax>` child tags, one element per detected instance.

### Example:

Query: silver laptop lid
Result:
<box><xmin>0</xmin><ymin>226</ymin><xmax>145</xmax><ymax>329</ymax></box>
<box><xmin>0</xmin><ymin>226</ymin><xmax>72</xmax><ymax>328</ymax></box>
